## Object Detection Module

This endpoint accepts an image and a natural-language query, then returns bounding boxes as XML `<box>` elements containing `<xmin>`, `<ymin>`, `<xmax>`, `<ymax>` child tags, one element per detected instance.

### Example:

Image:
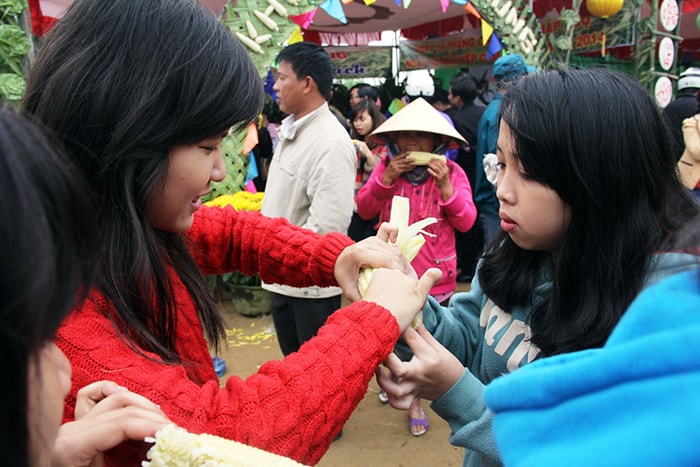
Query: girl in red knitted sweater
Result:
<box><xmin>20</xmin><ymin>0</ymin><xmax>440</xmax><ymax>465</ymax></box>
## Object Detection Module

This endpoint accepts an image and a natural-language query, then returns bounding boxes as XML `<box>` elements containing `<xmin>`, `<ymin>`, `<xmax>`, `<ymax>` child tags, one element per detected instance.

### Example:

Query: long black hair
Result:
<box><xmin>479</xmin><ymin>68</ymin><xmax>698</xmax><ymax>356</ymax></box>
<box><xmin>0</xmin><ymin>110</ymin><xmax>98</xmax><ymax>467</ymax></box>
<box><xmin>22</xmin><ymin>0</ymin><xmax>264</xmax><ymax>363</ymax></box>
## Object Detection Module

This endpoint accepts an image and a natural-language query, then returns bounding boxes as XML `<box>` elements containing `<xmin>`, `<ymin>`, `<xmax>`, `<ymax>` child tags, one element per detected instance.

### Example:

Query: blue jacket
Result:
<box><xmin>484</xmin><ymin>268</ymin><xmax>700</xmax><ymax>466</ymax></box>
<box><xmin>473</xmin><ymin>94</ymin><xmax>501</xmax><ymax>216</ymax></box>
<box><xmin>419</xmin><ymin>252</ymin><xmax>699</xmax><ymax>466</ymax></box>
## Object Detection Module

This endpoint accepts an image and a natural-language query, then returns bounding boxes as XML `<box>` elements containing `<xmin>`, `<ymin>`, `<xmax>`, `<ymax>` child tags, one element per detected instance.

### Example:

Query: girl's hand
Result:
<box><xmin>376</xmin><ymin>325</ymin><xmax>464</xmax><ymax>408</ymax></box>
<box><xmin>382</xmin><ymin>153</ymin><xmax>414</xmax><ymax>185</ymax></box>
<box><xmin>335</xmin><ymin>223</ymin><xmax>412</xmax><ymax>302</ymax></box>
<box><xmin>427</xmin><ymin>158</ymin><xmax>454</xmax><ymax>200</ymax></box>
<box><xmin>362</xmin><ymin>268</ymin><xmax>441</xmax><ymax>332</ymax></box>
<box><xmin>52</xmin><ymin>381</ymin><xmax>170</xmax><ymax>467</ymax></box>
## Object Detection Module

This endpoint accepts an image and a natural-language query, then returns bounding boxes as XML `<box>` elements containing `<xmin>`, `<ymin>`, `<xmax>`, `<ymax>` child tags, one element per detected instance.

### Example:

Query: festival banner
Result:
<box><xmin>539</xmin><ymin>0</ymin><xmax>636</xmax><ymax>53</ymax></box>
<box><xmin>326</xmin><ymin>46</ymin><xmax>393</xmax><ymax>78</ymax></box>
<box><xmin>398</xmin><ymin>30</ymin><xmax>489</xmax><ymax>70</ymax></box>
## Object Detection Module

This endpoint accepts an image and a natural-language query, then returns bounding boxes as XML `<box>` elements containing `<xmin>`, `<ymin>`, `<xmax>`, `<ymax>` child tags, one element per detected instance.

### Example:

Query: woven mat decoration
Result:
<box><xmin>204</xmin><ymin>127</ymin><xmax>249</xmax><ymax>202</ymax></box>
<box><xmin>220</xmin><ymin>0</ymin><xmax>317</xmax><ymax>78</ymax></box>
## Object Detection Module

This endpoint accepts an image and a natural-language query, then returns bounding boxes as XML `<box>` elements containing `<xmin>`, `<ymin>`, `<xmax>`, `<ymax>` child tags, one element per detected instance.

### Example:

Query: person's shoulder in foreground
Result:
<box><xmin>485</xmin><ymin>250</ymin><xmax>700</xmax><ymax>466</ymax></box>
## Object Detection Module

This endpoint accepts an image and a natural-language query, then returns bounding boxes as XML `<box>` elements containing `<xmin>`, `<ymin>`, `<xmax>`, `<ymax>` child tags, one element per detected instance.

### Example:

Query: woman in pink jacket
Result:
<box><xmin>355</xmin><ymin>97</ymin><xmax>477</xmax><ymax>437</ymax></box>
<box><xmin>356</xmin><ymin>97</ymin><xmax>477</xmax><ymax>302</ymax></box>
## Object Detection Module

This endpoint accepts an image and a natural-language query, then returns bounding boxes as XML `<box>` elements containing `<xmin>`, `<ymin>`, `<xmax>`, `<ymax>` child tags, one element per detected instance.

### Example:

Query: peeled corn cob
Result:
<box><xmin>408</xmin><ymin>151</ymin><xmax>446</xmax><ymax>166</ymax></box>
<box><xmin>253</xmin><ymin>9</ymin><xmax>279</xmax><ymax>31</ymax></box>
<box><xmin>358</xmin><ymin>196</ymin><xmax>436</xmax><ymax>328</ymax></box>
<box><xmin>267</xmin><ymin>0</ymin><xmax>289</xmax><ymax>17</ymax></box>
<box><xmin>255</xmin><ymin>34</ymin><xmax>272</xmax><ymax>44</ymax></box>
<box><xmin>142</xmin><ymin>424</ymin><xmax>306</xmax><ymax>467</ymax></box>
<box><xmin>235</xmin><ymin>32</ymin><xmax>263</xmax><ymax>54</ymax></box>
<box><xmin>245</xmin><ymin>20</ymin><xmax>258</xmax><ymax>39</ymax></box>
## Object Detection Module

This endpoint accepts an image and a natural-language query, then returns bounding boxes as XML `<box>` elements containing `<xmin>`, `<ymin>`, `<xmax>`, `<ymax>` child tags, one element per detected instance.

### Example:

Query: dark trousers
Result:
<box><xmin>270</xmin><ymin>292</ymin><xmax>342</xmax><ymax>356</ymax></box>
<box><xmin>456</xmin><ymin>215</ymin><xmax>485</xmax><ymax>279</ymax></box>
<box><xmin>347</xmin><ymin>211</ymin><xmax>378</xmax><ymax>242</ymax></box>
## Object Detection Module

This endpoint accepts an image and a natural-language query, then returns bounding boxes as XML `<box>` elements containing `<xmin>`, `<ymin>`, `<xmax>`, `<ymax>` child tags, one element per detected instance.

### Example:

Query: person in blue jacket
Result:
<box><xmin>473</xmin><ymin>54</ymin><xmax>531</xmax><ymax>247</ymax></box>
<box><xmin>375</xmin><ymin>68</ymin><xmax>700</xmax><ymax>466</ymax></box>
<box><xmin>484</xmin><ymin>213</ymin><xmax>700</xmax><ymax>466</ymax></box>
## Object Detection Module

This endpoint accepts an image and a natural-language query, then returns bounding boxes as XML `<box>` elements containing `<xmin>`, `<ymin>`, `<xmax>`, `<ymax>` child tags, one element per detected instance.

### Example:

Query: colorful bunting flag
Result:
<box><xmin>320</xmin><ymin>0</ymin><xmax>348</xmax><ymax>24</ymax></box>
<box><xmin>441</xmin><ymin>0</ymin><xmax>450</xmax><ymax>12</ymax></box>
<box><xmin>288</xmin><ymin>26</ymin><xmax>304</xmax><ymax>44</ymax></box>
<box><xmin>487</xmin><ymin>33</ymin><xmax>503</xmax><ymax>60</ymax></box>
<box><xmin>290</xmin><ymin>8</ymin><xmax>318</xmax><ymax>30</ymax></box>
<box><xmin>264</xmin><ymin>69</ymin><xmax>277</xmax><ymax>101</ymax></box>
<box><xmin>243</xmin><ymin>123</ymin><xmax>259</xmax><ymax>154</ymax></box>
<box><xmin>364</xmin><ymin>0</ymin><xmax>376</xmax><ymax>4</ymax></box>
<box><xmin>388</xmin><ymin>98</ymin><xmax>405</xmax><ymax>115</ymax></box>
<box><xmin>403</xmin><ymin>0</ymin><xmax>412</xmax><ymax>7</ymax></box>
<box><xmin>464</xmin><ymin>2</ymin><xmax>482</xmax><ymax>18</ymax></box>
<box><xmin>481</xmin><ymin>19</ymin><xmax>493</xmax><ymax>45</ymax></box>
<box><xmin>451</xmin><ymin>0</ymin><xmax>468</xmax><ymax>5</ymax></box>
<box><xmin>394</xmin><ymin>0</ymin><xmax>402</xmax><ymax>6</ymax></box>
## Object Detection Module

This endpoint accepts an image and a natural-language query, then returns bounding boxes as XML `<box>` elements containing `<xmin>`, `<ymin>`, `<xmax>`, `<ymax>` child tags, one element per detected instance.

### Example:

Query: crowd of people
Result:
<box><xmin>2</xmin><ymin>0</ymin><xmax>699</xmax><ymax>465</ymax></box>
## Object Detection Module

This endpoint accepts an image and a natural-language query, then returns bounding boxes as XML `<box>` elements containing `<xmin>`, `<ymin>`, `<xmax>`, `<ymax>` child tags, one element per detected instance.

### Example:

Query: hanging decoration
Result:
<box><xmin>487</xmin><ymin>33</ymin><xmax>503</xmax><ymax>60</ymax></box>
<box><xmin>464</xmin><ymin>2</ymin><xmax>482</xmax><ymax>19</ymax></box>
<box><xmin>585</xmin><ymin>0</ymin><xmax>624</xmax><ymax>18</ymax></box>
<box><xmin>481</xmin><ymin>20</ymin><xmax>494</xmax><ymax>45</ymax></box>
<box><xmin>585</xmin><ymin>0</ymin><xmax>624</xmax><ymax>56</ymax></box>
<box><xmin>319</xmin><ymin>0</ymin><xmax>348</xmax><ymax>24</ymax></box>
<box><xmin>290</xmin><ymin>9</ymin><xmax>318</xmax><ymax>29</ymax></box>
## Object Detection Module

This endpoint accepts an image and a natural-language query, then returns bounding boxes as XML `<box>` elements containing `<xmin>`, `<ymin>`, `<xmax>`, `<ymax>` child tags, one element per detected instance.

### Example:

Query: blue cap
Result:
<box><xmin>493</xmin><ymin>54</ymin><xmax>529</xmax><ymax>83</ymax></box>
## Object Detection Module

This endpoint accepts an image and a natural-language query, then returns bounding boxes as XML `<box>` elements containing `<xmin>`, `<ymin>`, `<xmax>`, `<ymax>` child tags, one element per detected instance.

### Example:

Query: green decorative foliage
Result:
<box><xmin>219</xmin><ymin>0</ymin><xmax>317</xmax><ymax>78</ymax></box>
<box><xmin>0</xmin><ymin>0</ymin><xmax>30</xmax><ymax>106</ymax></box>
<box><xmin>203</xmin><ymin>127</ymin><xmax>250</xmax><ymax>204</ymax></box>
<box><xmin>470</xmin><ymin>0</ymin><xmax>549</xmax><ymax>69</ymax></box>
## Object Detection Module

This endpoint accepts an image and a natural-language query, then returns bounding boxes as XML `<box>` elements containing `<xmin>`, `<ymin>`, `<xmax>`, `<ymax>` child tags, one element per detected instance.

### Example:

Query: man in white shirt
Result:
<box><xmin>262</xmin><ymin>43</ymin><xmax>355</xmax><ymax>358</ymax></box>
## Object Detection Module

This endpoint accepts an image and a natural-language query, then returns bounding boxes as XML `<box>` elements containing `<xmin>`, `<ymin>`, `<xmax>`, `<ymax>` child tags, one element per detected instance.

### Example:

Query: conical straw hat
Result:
<box><xmin>370</xmin><ymin>97</ymin><xmax>467</xmax><ymax>144</ymax></box>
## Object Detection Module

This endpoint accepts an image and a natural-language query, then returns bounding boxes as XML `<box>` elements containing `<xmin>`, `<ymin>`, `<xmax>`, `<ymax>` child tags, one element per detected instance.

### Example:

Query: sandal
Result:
<box><xmin>409</xmin><ymin>406</ymin><xmax>429</xmax><ymax>437</ymax></box>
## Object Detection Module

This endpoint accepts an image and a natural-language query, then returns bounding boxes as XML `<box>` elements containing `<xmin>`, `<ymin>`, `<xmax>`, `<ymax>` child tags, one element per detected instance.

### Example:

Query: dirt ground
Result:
<box><xmin>215</xmin><ymin>286</ymin><xmax>470</xmax><ymax>467</ymax></box>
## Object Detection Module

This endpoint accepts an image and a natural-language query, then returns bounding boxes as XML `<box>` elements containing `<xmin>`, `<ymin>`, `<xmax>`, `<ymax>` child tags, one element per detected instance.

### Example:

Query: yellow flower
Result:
<box><xmin>204</xmin><ymin>191</ymin><xmax>264</xmax><ymax>211</ymax></box>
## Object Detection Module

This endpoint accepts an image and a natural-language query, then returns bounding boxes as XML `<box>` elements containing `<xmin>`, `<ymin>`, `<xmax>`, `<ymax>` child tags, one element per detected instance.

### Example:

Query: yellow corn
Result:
<box><xmin>408</xmin><ymin>151</ymin><xmax>446</xmax><ymax>166</ymax></box>
<box><xmin>142</xmin><ymin>424</ymin><xmax>306</xmax><ymax>466</ymax></box>
<box><xmin>358</xmin><ymin>196</ymin><xmax>436</xmax><ymax>328</ymax></box>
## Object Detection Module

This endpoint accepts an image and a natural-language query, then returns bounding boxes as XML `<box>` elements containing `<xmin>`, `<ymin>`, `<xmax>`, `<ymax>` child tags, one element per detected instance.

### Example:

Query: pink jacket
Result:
<box><xmin>356</xmin><ymin>158</ymin><xmax>477</xmax><ymax>296</ymax></box>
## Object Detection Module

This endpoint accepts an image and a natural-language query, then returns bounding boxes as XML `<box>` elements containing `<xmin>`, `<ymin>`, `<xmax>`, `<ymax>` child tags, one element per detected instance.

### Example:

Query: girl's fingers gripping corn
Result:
<box><xmin>358</xmin><ymin>196</ymin><xmax>436</xmax><ymax>328</ymax></box>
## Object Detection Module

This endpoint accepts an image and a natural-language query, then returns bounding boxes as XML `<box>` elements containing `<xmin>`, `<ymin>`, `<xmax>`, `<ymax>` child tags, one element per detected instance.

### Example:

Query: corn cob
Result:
<box><xmin>142</xmin><ymin>424</ymin><xmax>307</xmax><ymax>467</ymax></box>
<box><xmin>267</xmin><ymin>0</ymin><xmax>289</xmax><ymax>17</ymax></box>
<box><xmin>235</xmin><ymin>32</ymin><xmax>263</xmax><ymax>54</ymax></box>
<box><xmin>253</xmin><ymin>9</ymin><xmax>279</xmax><ymax>31</ymax></box>
<box><xmin>357</xmin><ymin>196</ymin><xmax>436</xmax><ymax>328</ymax></box>
<box><xmin>408</xmin><ymin>151</ymin><xmax>446</xmax><ymax>166</ymax></box>
<box><xmin>245</xmin><ymin>20</ymin><xmax>258</xmax><ymax>39</ymax></box>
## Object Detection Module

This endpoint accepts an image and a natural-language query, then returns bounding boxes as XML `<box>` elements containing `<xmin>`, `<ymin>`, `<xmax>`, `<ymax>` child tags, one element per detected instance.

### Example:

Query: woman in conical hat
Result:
<box><xmin>356</xmin><ymin>97</ymin><xmax>477</xmax><ymax>437</ymax></box>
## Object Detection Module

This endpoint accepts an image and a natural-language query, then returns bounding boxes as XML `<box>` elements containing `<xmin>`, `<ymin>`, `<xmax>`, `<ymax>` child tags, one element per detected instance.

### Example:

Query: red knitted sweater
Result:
<box><xmin>56</xmin><ymin>206</ymin><xmax>399</xmax><ymax>466</ymax></box>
